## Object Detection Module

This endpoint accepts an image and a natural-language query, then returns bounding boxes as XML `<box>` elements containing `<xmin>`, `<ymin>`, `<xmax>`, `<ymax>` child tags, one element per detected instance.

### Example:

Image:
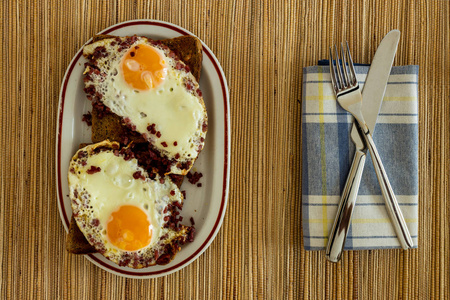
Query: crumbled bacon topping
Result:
<box><xmin>86</xmin><ymin>166</ymin><xmax>101</xmax><ymax>174</ymax></box>
<box><xmin>187</xmin><ymin>171</ymin><xmax>203</xmax><ymax>185</ymax></box>
<box><xmin>132</xmin><ymin>171</ymin><xmax>146</xmax><ymax>180</ymax></box>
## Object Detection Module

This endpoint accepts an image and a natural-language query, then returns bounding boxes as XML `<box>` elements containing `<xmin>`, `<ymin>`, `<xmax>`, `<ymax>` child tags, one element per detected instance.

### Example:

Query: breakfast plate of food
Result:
<box><xmin>56</xmin><ymin>20</ymin><xmax>230</xmax><ymax>278</ymax></box>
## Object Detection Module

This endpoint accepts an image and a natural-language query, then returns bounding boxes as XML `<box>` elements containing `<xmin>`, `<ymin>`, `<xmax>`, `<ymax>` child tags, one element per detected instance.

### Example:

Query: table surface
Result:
<box><xmin>2</xmin><ymin>0</ymin><xmax>449</xmax><ymax>299</ymax></box>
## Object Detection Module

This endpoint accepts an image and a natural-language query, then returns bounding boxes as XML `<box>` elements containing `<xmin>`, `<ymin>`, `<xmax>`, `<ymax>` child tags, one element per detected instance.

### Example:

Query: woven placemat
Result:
<box><xmin>1</xmin><ymin>0</ymin><xmax>449</xmax><ymax>299</ymax></box>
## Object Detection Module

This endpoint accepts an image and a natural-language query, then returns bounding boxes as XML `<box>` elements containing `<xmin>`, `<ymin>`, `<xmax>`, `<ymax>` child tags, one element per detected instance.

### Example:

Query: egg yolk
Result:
<box><xmin>107</xmin><ymin>205</ymin><xmax>152</xmax><ymax>251</ymax></box>
<box><xmin>121</xmin><ymin>44</ymin><xmax>167</xmax><ymax>90</ymax></box>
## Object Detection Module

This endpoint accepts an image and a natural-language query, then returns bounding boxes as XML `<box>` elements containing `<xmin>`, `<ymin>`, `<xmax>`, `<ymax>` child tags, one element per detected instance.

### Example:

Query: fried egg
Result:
<box><xmin>68</xmin><ymin>141</ymin><xmax>192</xmax><ymax>268</ymax></box>
<box><xmin>83</xmin><ymin>36</ymin><xmax>207</xmax><ymax>175</ymax></box>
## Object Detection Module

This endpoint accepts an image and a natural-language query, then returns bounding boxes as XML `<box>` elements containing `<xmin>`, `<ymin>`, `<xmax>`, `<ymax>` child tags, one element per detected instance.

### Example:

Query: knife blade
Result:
<box><xmin>326</xmin><ymin>30</ymin><xmax>409</xmax><ymax>262</ymax></box>
<box><xmin>351</xmin><ymin>30</ymin><xmax>401</xmax><ymax>146</ymax></box>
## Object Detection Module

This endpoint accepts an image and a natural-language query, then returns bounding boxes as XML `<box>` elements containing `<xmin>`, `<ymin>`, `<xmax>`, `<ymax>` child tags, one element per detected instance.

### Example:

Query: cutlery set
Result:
<box><xmin>325</xmin><ymin>30</ymin><xmax>413</xmax><ymax>262</ymax></box>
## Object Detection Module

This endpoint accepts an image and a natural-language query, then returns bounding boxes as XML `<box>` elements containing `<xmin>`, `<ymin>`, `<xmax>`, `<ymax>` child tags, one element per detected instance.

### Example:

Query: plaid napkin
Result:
<box><xmin>301</xmin><ymin>64</ymin><xmax>419</xmax><ymax>250</ymax></box>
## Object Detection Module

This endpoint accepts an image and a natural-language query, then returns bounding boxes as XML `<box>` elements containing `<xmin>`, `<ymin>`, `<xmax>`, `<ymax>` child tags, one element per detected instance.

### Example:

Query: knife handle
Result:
<box><xmin>326</xmin><ymin>149</ymin><xmax>366</xmax><ymax>262</ymax></box>
<box><xmin>363</xmin><ymin>132</ymin><xmax>414</xmax><ymax>250</ymax></box>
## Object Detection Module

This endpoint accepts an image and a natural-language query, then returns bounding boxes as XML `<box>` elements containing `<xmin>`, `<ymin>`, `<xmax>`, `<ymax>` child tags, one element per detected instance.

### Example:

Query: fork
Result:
<box><xmin>328</xmin><ymin>43</ymin><xmax>413</xmax><ymax>250</ymax></box>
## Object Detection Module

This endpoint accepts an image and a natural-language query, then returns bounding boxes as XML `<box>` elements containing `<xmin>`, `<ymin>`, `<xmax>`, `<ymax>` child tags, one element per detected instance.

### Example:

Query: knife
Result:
<box><xmin>326</xmin><ymin>30</ymin><xmax>412</xmax><ymax>262</ymax></box>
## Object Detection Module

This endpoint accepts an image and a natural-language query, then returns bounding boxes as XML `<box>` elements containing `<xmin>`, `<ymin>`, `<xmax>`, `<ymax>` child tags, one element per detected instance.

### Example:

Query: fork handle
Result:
<box><xmin>363</xmin><ymin>132</ymin><xmax>414</xmax><ymax>250</ymax></box>
<box><xmin>326</xmin><ymin>149</ymin><xmax>366</xmax><ymax>262</ymax></box>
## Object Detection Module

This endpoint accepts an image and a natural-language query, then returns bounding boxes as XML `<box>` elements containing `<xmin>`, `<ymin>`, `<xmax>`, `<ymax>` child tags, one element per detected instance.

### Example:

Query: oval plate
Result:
<box><xmin>56</xmin><ymin>20</ymin><xmax>230</xmax><ymax>278</ymax></box>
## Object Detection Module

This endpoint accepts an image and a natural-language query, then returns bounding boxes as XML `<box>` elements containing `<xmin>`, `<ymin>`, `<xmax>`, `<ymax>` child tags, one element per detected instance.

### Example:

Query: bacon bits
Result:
<box><xmin>86</xmin><ymin>166</ymin><xmax>101</xmax><ymax>174</ymax></box>
<box><xmin>187</xmin><ymin>171</ymin><xmax>203</xmax><ymax>185</ymax></box>
<box><xmin>132</xmin><ymin>171</ymin><xmax>145</xmax><ymax>180</ymax></box>
<box><xmin>147</xmin><ymin>124</ymin><xmax>157</xmax><ymax>135</ymax></box>
<box><xmin>82</xmin><ymin>111</ymin><xmax>92</xmax><ymax>126</ymax></box>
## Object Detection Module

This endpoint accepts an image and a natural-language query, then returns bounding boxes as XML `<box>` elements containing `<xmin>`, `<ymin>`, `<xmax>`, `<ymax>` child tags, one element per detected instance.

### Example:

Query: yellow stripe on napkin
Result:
<box><xmin>318</xmin><ymin>67</ymin><xmax>328</xmax><ymax>245</ymax></box>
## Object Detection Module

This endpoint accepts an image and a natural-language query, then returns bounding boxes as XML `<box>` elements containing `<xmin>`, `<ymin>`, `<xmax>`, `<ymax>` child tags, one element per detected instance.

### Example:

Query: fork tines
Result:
<box><xmin>329</xmin><ymin>42</ymin><xmax>357</xmax><ymax>93</ymax></box>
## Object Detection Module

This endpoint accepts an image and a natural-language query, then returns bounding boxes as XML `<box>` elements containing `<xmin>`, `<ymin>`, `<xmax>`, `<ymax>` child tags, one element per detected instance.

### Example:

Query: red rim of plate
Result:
<box><xmin>56</xmin><ymin>20</ymin><xmax>229</xmax><ymax>277</ymax></box>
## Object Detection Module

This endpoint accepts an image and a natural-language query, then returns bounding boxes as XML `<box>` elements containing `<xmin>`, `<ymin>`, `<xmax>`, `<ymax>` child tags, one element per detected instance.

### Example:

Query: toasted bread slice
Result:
<box><xmin>161</xmin><ymin>36</ymin><xmax>203</xmax><ymax>82</ymax></box>
<box><xmin>67</xmin><ymin>140</ymin><xmax>194</xmax><ymax>268</ymax></box>
<box><xmin>82</xmin><ymin>35</ymin><xmax>207</xmax><ymax>175</ymax></box>
<box><xmin>66</xmin><ymin>215</ymin><xmax>97</xmax><ymax>254</ymax></box>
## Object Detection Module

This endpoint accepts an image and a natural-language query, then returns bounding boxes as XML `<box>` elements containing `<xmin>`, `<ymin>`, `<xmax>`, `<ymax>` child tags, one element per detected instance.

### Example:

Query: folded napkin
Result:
<box><xmin>301</xmin><ymin>64</ymin><xmax>419</xmax><ymax>250</ymax></box>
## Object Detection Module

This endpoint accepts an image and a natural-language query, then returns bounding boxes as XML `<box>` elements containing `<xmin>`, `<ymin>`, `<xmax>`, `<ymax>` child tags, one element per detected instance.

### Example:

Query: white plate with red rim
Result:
<box><xmin>56</xmin><ymin>20</ymin><xmax>230</xmax><ymax>278</ymax></box>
